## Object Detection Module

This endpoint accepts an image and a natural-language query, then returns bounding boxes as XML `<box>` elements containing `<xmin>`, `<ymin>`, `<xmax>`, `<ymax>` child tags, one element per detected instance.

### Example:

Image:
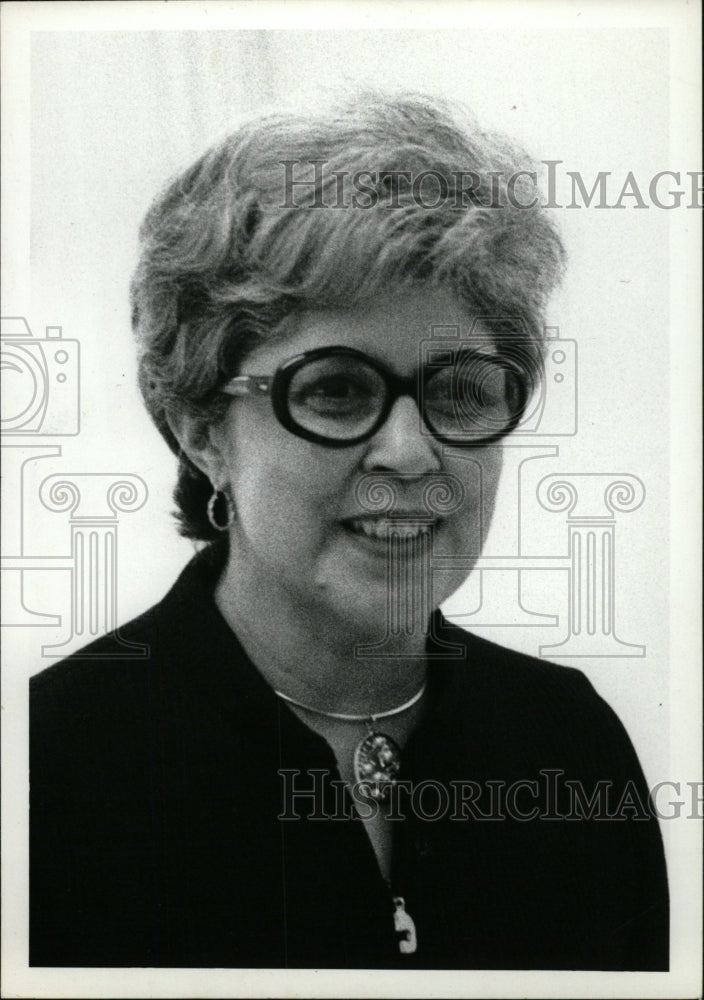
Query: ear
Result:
<box><xmin>166</xmin><ymin>410</ymin><xmax>230</xmax><ymax>488</ymax></box>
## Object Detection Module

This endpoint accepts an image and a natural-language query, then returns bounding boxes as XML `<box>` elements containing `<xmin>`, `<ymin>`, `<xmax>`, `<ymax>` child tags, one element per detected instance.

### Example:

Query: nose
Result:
<box><xmin>362</xmin><ymin>395</ymin><xmax>441</xmax><ymax>475</ymax></box>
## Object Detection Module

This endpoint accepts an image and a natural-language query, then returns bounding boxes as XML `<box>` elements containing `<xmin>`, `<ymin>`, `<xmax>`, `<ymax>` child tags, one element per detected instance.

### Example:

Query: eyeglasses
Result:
<box><xmin>221</xmin><ymin>346</ymin><xmax>530</xmax><ymax>448</ymax></box>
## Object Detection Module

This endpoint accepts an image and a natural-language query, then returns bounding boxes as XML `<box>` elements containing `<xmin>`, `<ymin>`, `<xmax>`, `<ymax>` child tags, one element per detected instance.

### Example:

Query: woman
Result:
<box><xmin>30</xmin><ymin>93</ymin><xmax>668</xmax><ymax>970</ymax></box>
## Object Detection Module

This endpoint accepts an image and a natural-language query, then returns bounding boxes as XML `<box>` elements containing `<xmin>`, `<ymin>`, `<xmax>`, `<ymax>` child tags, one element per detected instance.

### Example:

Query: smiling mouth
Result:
<box><xmin>342</xmin><ymin>516</ymin><xmax>440</xmax><ymax>541</ymax></box>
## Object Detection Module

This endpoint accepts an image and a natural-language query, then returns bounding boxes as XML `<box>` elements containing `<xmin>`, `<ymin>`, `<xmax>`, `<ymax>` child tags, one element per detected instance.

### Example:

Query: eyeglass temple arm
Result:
<box><xmin>221</xmin><ymin>375</ymin><xmax>273</xmax><ymax>397</ymax></box>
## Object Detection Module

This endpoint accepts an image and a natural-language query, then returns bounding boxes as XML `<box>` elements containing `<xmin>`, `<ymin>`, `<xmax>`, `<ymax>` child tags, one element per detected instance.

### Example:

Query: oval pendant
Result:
<box><xmin>353</xmin><ymin>731</ymin><xmax>401</xmax><ymax>800</ymax></box>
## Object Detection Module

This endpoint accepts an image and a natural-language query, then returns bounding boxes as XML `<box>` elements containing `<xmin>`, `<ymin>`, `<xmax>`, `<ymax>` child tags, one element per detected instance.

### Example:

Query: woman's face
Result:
<box><xmin>208</xmin><ymin>288</ymin><xmax>504</xmax><ymax>635</ymax></box>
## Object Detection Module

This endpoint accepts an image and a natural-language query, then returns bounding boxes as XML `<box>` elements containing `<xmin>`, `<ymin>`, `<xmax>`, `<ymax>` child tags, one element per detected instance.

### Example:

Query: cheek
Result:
<box><xmin>445</xmin><ymin>449</ymin><xmax>503</xmax><ymax>543</ymax></box>
<box><xmin>479</xmin><ymin>448</ymin><xmax>503</xmax><ymax>513</ymax></box>
<box><xmin>225</xmin><ymin>418</ymin><xmax>352</xmax><ymax>537</ymax></box>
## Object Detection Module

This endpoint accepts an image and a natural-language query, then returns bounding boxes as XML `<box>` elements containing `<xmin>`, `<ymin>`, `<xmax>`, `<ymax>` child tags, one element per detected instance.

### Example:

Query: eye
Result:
<box><xmin>288</xmin><ymin>364</ymin><xmax>384</xmax><ymax>421</ymax></box>
<box><xmin>424</xmin><ymin>372</ymin><xmax>457</xmax><ymax>413</ymax></box>
<box><xmin>311</xmin><ymin>375</ymin><xmax>361</xmax><ymax>400</ymax></box>
<box><xmin>300</xmin><ymin>375</ymin><xmax>374</xmax><ymax>412</ymax></box>
<box><xmin>442</xmin><ymin>361</ymin><xmax>511</xmax><ymax>408</ymax></box>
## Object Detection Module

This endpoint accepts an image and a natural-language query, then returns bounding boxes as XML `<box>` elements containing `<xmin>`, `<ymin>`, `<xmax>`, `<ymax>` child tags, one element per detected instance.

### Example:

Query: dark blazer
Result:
<box><xmin>30</xmin><ymin>544</ymin><xmax>669</xmax><ymax>969</ymax></box>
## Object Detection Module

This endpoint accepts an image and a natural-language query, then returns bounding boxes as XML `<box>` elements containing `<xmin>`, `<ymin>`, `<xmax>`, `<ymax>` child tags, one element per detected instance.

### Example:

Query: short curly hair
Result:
<box><xmin>130</xmin><ymin>91</ymin><xmax>566</xmax><ymax>541</ymax></box>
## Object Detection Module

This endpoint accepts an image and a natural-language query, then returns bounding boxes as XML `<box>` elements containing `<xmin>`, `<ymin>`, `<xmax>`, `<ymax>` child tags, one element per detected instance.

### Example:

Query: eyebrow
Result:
<box><xmin>376</xmin><ymin>344</ymin><xmax>506</xmax><ymax>379</ymax></box>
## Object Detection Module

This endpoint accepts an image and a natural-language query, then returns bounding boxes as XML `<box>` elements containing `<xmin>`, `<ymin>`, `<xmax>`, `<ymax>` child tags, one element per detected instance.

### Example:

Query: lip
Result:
<box><xmin>340</xmin><ymin>511</ymin><xmax>439</xmax><ymax>522</ymax></box>
<box><xmin>340</xmin><ymin>515</ymin><xmax>441</xmax><ymax>555</ymax></box>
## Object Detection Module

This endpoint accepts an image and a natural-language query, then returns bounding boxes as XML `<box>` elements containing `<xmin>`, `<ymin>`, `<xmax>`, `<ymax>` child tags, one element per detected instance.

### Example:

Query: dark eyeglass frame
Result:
<box><xmin>220</xmin><ymin>345</ymin><xmax>530</xmax><ymax>448</ymax></box>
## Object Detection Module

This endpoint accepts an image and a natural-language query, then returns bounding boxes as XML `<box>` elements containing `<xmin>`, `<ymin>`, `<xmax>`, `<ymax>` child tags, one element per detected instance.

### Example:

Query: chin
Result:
<box><xmin>323</xmin><ymin>573</ymin><xmax>434</xmax><ymax>648</ymax></box>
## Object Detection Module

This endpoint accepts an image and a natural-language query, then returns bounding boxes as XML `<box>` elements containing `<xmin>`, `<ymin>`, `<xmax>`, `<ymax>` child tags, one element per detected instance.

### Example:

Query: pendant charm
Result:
<box><xmin>353</xmin><ymin>731</ymin><xmax>401</xmax><ymax>800</ymax></box>
<box><xmin>393</xmin><ymin>896</ymin><xmax>418</xmax><ymax>954</ymax></box>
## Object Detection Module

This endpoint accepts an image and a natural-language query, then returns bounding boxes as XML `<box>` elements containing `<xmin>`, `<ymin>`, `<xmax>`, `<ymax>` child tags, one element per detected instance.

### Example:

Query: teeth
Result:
<box><xmin>345</xmin><ymin>519</ymin><xmax>433</xmax><ymax>540</ymax></box>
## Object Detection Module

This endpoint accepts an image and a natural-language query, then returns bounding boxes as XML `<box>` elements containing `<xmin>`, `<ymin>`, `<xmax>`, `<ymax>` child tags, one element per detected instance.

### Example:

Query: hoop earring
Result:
<box><xmin>207</xmin><ymin>487</ymin><xmax>234</xmax><ymax>532</ymax></box>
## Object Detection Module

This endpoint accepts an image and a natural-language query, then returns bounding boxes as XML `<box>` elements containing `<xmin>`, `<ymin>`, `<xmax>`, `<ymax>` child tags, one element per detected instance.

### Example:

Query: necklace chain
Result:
<box><xmin>274</xmin><ymin>681</ymin><xmax>427</xmax><ymax>723</ymax></box>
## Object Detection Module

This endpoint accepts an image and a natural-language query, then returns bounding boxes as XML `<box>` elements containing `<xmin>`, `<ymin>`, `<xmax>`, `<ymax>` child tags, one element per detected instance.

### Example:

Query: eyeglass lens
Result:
<box><xmin>424</xmin><ymin>352</ymin><xmax>524</xmax><ymax>441</ymax></box>
<box><xmin>286</xmin><ymin>351</ymin><xmax>524</xmax><ymax>443</ymax></box>
<box><xmin>288</xmin><ymin>355</ymin><xmax>386</xmax><ymax>440</ymax></box>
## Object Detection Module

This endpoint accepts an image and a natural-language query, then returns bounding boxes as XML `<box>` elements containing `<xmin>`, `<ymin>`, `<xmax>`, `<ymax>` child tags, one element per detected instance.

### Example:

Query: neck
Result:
<box><xmin>214</xmin><ymin>546</ymin><xmax>429</xmax><ymax>716</ymax></box>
